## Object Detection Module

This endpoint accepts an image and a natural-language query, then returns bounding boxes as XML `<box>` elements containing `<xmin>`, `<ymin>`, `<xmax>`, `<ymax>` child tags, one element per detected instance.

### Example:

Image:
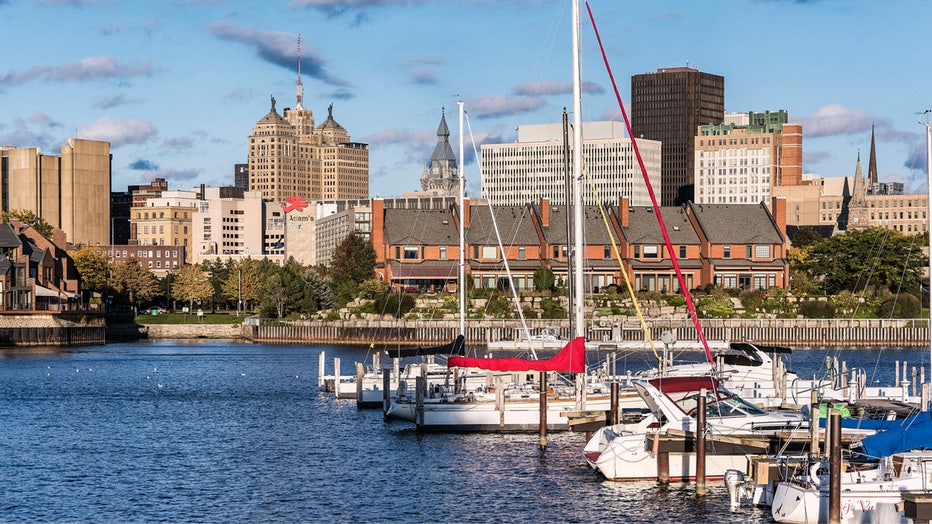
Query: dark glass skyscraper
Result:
<box><xmin>631</xmin><ymin>67</ymin><xmax>724</xmax><ymax>206</ymax></box>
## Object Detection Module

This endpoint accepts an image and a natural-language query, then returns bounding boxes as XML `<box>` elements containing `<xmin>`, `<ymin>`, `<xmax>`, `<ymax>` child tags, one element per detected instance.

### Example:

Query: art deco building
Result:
<box><xmin>632</xmin><ymin>67</ymin><xmax>725</xmax><ymax>206</ymax></box>
<box><xmin>130</xmin><ymin>190</ymin><xmax>198</xmax><ymax>264</ymax></box>
<box><xmin>247</xmin><ymin>63</ymin><xmax>369</xmax><ymax>203</ymax></box>
<box><xmin>480</xmin><ymin>121</ymin><xmax>661</xmax><ymax>206</ymax></box>
<box><xmin>0</xmin><ymin>138</ymin><xmax>111</xmax><ymax>246</ymax></box>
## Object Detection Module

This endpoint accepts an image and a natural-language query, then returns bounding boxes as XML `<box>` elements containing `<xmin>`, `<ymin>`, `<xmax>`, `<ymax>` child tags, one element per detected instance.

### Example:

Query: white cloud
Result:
<box><xmin>77</xmin><ymin>116</ymin><xmax>156</xmax><ymax>147</ymax></box>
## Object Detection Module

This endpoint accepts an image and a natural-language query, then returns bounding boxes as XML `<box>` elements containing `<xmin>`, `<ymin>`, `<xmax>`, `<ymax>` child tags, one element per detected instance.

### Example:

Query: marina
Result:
<box><xmin>1</xmin><ymin>339</ymin><xmax>927</xmax><ymax>522</ymax></box>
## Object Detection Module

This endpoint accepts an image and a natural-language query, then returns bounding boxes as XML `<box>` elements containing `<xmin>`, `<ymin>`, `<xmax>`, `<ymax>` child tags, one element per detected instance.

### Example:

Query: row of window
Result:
<box><xmin>394</xmin><ymin>243</ymin><xmax>772</xmax><ymax>261</ymax></box>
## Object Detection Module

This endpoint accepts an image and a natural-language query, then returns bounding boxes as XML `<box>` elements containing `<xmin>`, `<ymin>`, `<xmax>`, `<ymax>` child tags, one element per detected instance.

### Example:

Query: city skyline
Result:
<box><xmin>0</xmin><ymin>0</ymin><xmax>930</xmax><ymax>199</ymax></box>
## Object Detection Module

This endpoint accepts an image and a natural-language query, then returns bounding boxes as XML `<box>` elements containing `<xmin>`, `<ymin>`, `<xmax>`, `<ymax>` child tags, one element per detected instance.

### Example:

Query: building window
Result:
<box><xmin>723</xmin><ymin>245</ymin><xmax>731</xmax><ymax>259</ymax></box>
<box><xmin>403</xmin><ymin>246</ymin><xmax>418</xmax><ymax>260</ymax></box>
<box><xmin>643</xmin><ymin>245</ymin><xmax>658</xmax><ymax>259</ymax></box>
<box><xmin>755</xmin><ymin>245</ymin><xmax>770</xmax><ymax>258</ymax></box>
<box><xmin>481</xmin><ymin>246</ymin><xmax>497</xmax><ymax>259</ymax></box>
<box><xmin>439</xmin><ymin>246</ymin><xmax>447</xmax><ymax>260</ymax></box>
<box><xmin>518</xmin><ymin>246</ymin><xmax>526</xmax><ymax>260</ymax></box>
<box><xmin>679</xmin><ymin>245</ymin><xmax>687</xmax><ymax>259</ymax></box>
<box><xmin>604</xmin><ymin>245</ymin><xmax>611</xmax><ymax>259</ymax></box>
<box><xmin>634</xmin><ymin>245</ymin><xmax>640</xmax><ymax>258</ymax></box>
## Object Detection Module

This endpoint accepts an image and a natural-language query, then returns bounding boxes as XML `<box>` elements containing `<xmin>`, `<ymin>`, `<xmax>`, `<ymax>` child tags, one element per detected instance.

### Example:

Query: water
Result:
<box><xmin>0</xmin><ymin>341</ymin><xmax>926</xmax><ymax>523</ymax></box>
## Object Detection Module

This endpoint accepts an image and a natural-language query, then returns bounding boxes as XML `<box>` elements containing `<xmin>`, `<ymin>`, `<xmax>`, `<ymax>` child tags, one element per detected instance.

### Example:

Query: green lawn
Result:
<box><xmin>135</xmin><ymin>312</ymin><xmax>245</xmax><ymax>325</ymax></box>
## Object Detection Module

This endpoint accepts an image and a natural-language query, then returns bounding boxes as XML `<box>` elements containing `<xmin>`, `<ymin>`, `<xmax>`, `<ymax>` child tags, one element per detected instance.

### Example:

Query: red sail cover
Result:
<box><xmin>448</xmin><ymin>337</ymin><xmax>586</xmax><ymax>373</ymax></box>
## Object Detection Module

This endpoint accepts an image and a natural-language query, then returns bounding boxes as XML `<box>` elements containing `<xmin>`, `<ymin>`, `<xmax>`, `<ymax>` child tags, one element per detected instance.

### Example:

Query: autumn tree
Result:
<box><xmin>70</xmin><ymin>246</ymin><xmax>109</xmax><ymax>294</ymax></box>
<box><xmin>222</xmin><ymin>259</ymin><xmax>266</xmax><ymax>313</ymax></box>
<box><xmin>110</xmin><ymin>259</ymin><xmax>159</xmax><ymax>311</ymax></box>
<box><xmin>172</xmin><ymin>264</ymin><xmax>214</xmax><ymax>313</ymax></box>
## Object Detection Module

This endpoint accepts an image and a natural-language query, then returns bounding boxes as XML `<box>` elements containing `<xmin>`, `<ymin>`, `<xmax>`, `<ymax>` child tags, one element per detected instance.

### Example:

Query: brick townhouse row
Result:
<box><xmin>371</xmin><ymin>196</ymin><xmax>789</xmax><ymax>295</ymax></box>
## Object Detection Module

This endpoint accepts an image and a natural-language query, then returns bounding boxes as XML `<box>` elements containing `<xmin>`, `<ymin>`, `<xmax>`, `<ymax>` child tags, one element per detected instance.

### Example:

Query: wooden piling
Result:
<box><xmin>810</xmin><ymin>389</ymin><xmax>820</xmax><ymax>458</ymax></box>
<box><xmin>696</xmin><ymin>388</ymin><xmax>707</xmax><ymax>496</ymax></box>
<box><xmin>828</xmin><ymin>410</ymin><xmax>842</xmax><ymax>524</ymax></box>
<box><xmin>539</xmin><ymin>372</ymin><xmax>548</xmax><ymax>451</ymax></box>
<box><xmin>610</xmin><ymin>382</ymin><xmax>619</xmax><ymax>425</ymax></box>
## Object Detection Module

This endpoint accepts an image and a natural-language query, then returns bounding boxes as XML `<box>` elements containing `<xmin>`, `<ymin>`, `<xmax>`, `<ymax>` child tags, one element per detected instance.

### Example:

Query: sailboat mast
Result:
<box><xmin>571</xmin><ymin>0</ymin><xmax>585</xmax><ymax>341</ymax></box>
<box><xmin>922</xmin><ymin>110</ymin><xmax>932</xmax><ymax>405</ymax></box>
<box><xmin>458</xmin><ymin>101</ymin><xmax>466</xmax><ymax>337</ymax></box>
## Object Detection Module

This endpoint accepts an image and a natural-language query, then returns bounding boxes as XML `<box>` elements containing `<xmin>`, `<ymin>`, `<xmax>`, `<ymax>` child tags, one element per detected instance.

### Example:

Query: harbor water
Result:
<box><xmin>0</xmin><ymin>340</ymin><xmax>926</xmax><ymax>523</ymax></box>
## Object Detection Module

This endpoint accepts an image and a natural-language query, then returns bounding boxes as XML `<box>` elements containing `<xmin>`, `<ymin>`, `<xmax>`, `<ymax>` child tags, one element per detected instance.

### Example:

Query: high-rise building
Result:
<box><xmin>234</xmin><ymin>164</ymin><xmax>248</xmax><ymax>189</ymax></box>
<box><xmin>480</xmin><ymin>121</ymin><xmax>661</xmax><ymax>206</ymax></box>
<box><xmin>247</xmin><ymin>38</ymin><xmax>369</xmax><ymax>203</ymax></box>
<box><xmin>631</xmin><ymin>67</ymin><xmax>724</xmax><ymax>206</ymax></box>
<box><xmin>420</xmin><ymin>108</ymin><xmax>458</xmax><ymax>197</ymax></box>
<box><xmin>695</xmin><ymin>110</ymin><xmax>803</xmax><ymax>208</ymax></box>
<box><xmin>0</xmin><ymin>138</ymin><xmax>111</xmax><ymax>245</ymax></box>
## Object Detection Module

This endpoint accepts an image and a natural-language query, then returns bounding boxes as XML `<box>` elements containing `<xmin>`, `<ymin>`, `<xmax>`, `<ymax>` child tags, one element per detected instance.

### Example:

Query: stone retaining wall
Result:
<box><xmin>144</xmin><ymin>324</ymin><xmax>246</xmax><ymax>340</ymax></box>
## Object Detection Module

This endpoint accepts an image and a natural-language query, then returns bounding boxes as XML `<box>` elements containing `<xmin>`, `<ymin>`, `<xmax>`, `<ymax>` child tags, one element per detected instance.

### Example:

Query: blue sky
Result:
<box><xmin>1</xmin><ymin>0</ymin><xmax>930</xmax><ymax>199</ymax></box>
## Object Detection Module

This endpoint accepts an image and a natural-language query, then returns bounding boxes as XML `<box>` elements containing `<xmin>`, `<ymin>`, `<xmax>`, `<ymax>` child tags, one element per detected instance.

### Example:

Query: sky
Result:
<box><xmin>1</xmin><ymin>0</ymin><xmax>931</xmax><ymax>200</ymax></box>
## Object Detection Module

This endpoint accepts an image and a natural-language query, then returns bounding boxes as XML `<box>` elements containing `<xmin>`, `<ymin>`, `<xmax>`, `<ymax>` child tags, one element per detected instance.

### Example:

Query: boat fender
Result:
<box><xmin>810</xmin><ymin>463</ymin><xmax>822</xmax><ymax>487</ymax></box>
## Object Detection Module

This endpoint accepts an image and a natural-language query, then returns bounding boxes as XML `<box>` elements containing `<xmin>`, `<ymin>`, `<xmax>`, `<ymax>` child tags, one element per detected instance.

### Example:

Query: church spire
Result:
<box><xmin>295</xmin><ymin>34</ymin><xmax>305</xmax><ymax>110</ymax></box>
<box><xmin>868</xmin><ymin>124</ymin><xmax>878</xmax><ymax>185</ymax></box>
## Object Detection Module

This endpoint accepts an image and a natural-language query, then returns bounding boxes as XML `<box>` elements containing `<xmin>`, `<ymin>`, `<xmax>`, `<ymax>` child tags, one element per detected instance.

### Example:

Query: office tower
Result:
<box><xmin>631</xmin><ymin>67</ymin><xmax>724</xmax><ymax>206</ymax></box>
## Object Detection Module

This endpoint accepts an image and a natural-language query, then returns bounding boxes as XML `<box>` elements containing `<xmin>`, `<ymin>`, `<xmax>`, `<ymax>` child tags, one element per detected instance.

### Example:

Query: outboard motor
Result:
<box><xmin>724</xmin><ymin>469</ymin><xmax>746</xmax><ymax>510</ymax></box>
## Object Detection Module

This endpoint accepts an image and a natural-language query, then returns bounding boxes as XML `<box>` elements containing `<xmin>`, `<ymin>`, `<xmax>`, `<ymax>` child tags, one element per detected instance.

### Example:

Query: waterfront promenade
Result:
<box><xmin>142</xmin><ymin>317</ymin><xmax>928</xmax><ymax>348</ymax></box>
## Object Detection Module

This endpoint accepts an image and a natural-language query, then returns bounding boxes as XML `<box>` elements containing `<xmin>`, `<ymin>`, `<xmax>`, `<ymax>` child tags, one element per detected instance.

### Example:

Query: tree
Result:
<box><xmin>797</xmin><ymin>228</ymin><xmax>927</xmax><ymax>297</ymax></box>
<box><xmin>2</xmin><ymin>209</ymin><xmax>53</xmax><ymax>238</ymax></box>
<box><xmin>330</xmin><ymin>233</ymin><xmax>376</xmax><ymax>305</ymax></box>
<box><xmin>791</xmin><ymin>226</ymin><xmax>822</xmax><ymax>250</ymax></box>
<box><xmin>222</xmin><ymin>259</ymin><xmax>265</xmax><ymax>313</ymax></box>
<box><xmin>172</xmin><ymin>264</ymin><xmax>214</xmax><ymax>312</ymax></box>
<box><xmin>305</xmin><ymin>268</ymin><xmax>335</xmax><ymax>311</ymax></box>
<box><xmin>201</xmin><ymin>259</ymin><xmax>231</xmax><ymax>312</ymax></box>
<box><xmin>70</xmin><ymin>246</ymin><xmax>109</xmax><ymax>294</ymax></box>
<box><xmin>533</xmin><ymin>267</ymin><xmax>555</xmax><ymax>292</ymax></box>
<box><xmin>110</xmin><ymin>259</ymin><xmax>159</xmax><ymax>311</ymax></box>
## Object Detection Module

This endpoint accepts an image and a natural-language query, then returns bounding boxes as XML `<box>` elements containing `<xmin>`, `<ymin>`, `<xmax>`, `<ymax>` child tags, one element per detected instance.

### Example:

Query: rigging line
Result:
<box><xmin>585</xmin><ymin>1</ymin><xmax>714</xmax><ymax>364</ymax></box>
<box><xmin>580</xmin><ymin>155</ymin><xmax>661</xmax><ymax>362</ymax></box>
<box><xmin>848</xmin><ymin>229</ymin><xmax>888</xmax><ymax>320</ymax></box>
<box><xmin>465</xmin><ymin>109</ymin><xmax>537</xmax><ymax>359</ymax></box>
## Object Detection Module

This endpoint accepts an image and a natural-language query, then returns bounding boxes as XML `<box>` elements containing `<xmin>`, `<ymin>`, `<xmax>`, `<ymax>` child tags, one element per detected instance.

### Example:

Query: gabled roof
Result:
<box><xmin>383</xmin><ymin>208</ymin><xmax>458</xmax><ymax>245</ymax></box>
<box><xmin>0</xmin><ymin>223</ymin><xmax>22</xmax><ymax>249</ymax></box>
<box><xmin>688</xmin><ymin>202</ymin><xmax>784</xmax><ymax>244</ymax></box>
<box><xmin>465</xmin><ymin>204</ymin><xmax>538</xmax><ymax>246</ymax></box>
<box><xmin>621</xmin><ymin>205</ymin><xmax>701</xmax><ymax>245</ymax></box>
<box><xmin>534</xmin><ymin>204</ymin><xmax>618</xmax><ymax>244</ymax></box>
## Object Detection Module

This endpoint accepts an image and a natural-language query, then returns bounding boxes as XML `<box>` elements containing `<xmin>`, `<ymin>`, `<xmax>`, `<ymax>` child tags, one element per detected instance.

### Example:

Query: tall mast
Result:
<box><xmin>571</xmin><ymin>0</ymin><xmax>585</xmax><ymax>340</ymax></box>
<box><xmin>458</xmin><ymin>101</ymin><xmax>466</xmax><ymax>337</ymax></box>
<box><xmin>571</xmin><ymin>0</ymin><xmax>586</xmax><ymax>411</ymax></box>
<box><xmin>921</xmin><ymin>109</ymin><xmax>932</xmax><ymax>406</ymax></box>
<box><xmin>295</xmin><ymin>34</ymin><xmax>305</xmax><ymax>110</ymax></box>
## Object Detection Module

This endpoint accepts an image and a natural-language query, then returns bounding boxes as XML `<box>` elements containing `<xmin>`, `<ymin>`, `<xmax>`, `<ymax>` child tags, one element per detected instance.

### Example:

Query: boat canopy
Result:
<box><xmin>385</xmin><ymin>335</ymin><xmax>466</xmax><ymax>359</ymax></box>
<box><xmin>857</xmin><ymin>412</ymin><xmax>932</xmax><ymax>458</ymax></box>
<box><xmin>447</xmin><ymin>337</ymin><xmax>586</xmax><ymax>373</ymax></box>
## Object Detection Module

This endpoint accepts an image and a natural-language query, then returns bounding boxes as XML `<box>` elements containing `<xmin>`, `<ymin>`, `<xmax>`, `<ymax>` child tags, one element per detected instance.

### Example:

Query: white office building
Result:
<box><xmin>480</xmin><ymin>121</ymin><xmax>662</xmax><ymax>206</ymax></box>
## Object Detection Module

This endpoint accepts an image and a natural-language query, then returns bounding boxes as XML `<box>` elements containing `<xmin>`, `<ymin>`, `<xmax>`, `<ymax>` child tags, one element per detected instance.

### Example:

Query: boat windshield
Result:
<box><xmin>670</xmin><ymin>387</ymin><xmax>767</xmax><ymax>418</ymax></box>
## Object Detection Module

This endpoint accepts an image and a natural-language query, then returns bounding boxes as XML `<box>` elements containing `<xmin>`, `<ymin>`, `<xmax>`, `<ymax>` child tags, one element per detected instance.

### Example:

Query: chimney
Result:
<box><xmin>619</xmin><ymin>196</ymin><xmax>630</xmax><ymax>228</ymax></box>
<box><xmin>771</xmin><ymin>196</ymin><xmax>787</xmax><ymax>243</ymax></box>
<box><xmin>540</xmin><ymin>198</ymin><xmax>550</xmax><ymax>228</ymax></box>
<box><xmin>462</xmin><ymin>198</ymin><xmax>472</xmax><ymax>229</ymax></box>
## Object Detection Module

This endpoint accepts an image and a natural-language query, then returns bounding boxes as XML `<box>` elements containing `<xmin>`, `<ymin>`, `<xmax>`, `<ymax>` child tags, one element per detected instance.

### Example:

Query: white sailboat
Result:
<box><xmin>386</xmin><ymin>0</ymin><xmax>611</xmax><ymax>431</ymax></box>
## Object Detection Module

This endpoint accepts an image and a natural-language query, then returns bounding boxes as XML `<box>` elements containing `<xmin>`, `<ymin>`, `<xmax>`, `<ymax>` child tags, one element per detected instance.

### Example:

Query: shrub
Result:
<box><xmin>798</xmin><ymin>299</ymin><xmax>836</xmax><ymax>319</ymax></box>
<box><xmin>879</xmin><ymin>293</ymin><xmax>922</xmax><ymax>318</ymax></box>
<box><xmin>540</xmin><ymin>297</ymin><xmax>566</xmax><ymax>319</ymax></box>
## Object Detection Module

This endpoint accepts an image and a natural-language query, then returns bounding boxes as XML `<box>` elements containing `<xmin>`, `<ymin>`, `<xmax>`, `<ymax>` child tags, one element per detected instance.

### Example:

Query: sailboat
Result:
<box><xmin>385</xmin><ymin>1</ymin><xmax>615</xmax><ymax>432</ymax></box>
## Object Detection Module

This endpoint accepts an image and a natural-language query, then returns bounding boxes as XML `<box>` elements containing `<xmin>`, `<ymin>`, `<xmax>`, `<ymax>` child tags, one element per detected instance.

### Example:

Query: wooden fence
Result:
<box><xmin>246</xmin><ymin>318</ymin><xmax>930</xmax><ymax>348</ymax></box>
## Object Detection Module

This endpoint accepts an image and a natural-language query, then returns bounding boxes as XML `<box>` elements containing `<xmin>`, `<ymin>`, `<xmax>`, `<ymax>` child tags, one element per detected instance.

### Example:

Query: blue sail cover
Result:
<box><xmin>858</xmin><ymin>412</ymin><xmax>932</xmax><ymax>458</ymax></box>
